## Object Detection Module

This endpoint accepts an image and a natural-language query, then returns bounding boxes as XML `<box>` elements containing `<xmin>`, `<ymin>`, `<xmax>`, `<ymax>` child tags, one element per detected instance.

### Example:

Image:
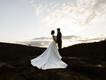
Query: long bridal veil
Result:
<box><xmin>31</xmin><ymin>41</ymin><xmax>67</xmax><ymax>70</ymax></box>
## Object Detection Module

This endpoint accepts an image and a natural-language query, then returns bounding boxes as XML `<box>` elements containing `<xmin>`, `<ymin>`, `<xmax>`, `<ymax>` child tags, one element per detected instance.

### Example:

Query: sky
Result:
<box><xmin>0</xmin><ymin>0</ymin><xmax>106</xmax><ymax>42</ymax></box>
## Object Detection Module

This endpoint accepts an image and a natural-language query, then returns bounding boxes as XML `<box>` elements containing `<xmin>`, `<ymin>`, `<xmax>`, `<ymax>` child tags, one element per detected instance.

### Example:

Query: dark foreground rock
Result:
<box><xmin>0</xmin><ymin>62</ymin><xmax>106</xmax><ymax>80</ymax></box>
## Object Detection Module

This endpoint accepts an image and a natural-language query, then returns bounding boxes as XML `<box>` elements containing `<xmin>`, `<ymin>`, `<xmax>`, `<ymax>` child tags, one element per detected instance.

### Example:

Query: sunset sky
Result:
<box><xmin>0</xmin><ymin>0</ymin><xmax>106</xmax><ymax>42</ymax></box>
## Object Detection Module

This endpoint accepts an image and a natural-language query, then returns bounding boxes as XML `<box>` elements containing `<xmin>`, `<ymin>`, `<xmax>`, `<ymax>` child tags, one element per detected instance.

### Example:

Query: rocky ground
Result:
<box><xmin>0</xmin><ymin>40</ymin><xmax>106</xmax><ymax>80</ymax></box>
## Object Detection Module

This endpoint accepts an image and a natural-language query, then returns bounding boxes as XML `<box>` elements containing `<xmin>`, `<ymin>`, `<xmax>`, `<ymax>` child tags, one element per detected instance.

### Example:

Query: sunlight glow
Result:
<box><xmin>29</xmin><ymin>0</ymin><xmax>106</xmax><ymax>37</ymax></box>
<box><xmin>0</xmin><ymin>0</ymin><xmax>106</xmax><ymax>42</ymax></box>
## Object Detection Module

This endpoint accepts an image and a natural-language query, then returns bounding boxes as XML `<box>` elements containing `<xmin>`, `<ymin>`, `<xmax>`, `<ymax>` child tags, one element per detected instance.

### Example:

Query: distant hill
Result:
<box><xmin>0</xmin><ymin>42</ymin><xmax>45</xmax><ymax>65</ymax></box>
<box><xmin>16</xmin><ymin>36</ymin><xmax>105</xmax><ymax>47</ymax></box>
<box><xmin>62</xmin><ymin>40</ymin><xmax>106</xmax><ymax>62</ymax></box>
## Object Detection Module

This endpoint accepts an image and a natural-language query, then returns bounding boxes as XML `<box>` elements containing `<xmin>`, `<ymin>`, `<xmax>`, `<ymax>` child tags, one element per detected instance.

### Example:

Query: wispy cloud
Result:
<box><xmin>28</xmin><ymin>0</ymin><xmax>106</xmax><ymax>26</ymax></box>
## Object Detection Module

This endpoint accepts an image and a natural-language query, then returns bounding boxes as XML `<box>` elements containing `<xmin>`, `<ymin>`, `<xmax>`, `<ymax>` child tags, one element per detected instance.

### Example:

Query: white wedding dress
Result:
<box><xmin>31</xmin><ymin>41</ymin><xmax>67</xmax><ymax>70</ymax></box>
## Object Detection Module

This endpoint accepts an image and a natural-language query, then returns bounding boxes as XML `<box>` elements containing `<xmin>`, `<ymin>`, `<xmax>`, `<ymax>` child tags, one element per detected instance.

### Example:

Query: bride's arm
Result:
<box><xmin>52</xmin><ymin>36</ymin><xmax>57</xmax><ymax>42</ymax></box>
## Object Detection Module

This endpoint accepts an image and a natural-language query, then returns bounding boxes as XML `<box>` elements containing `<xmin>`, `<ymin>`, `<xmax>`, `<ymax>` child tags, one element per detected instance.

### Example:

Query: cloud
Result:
<box><xmin>28</xmin><ymin>0</ymin><xmax>106</xmax><ymax>29</ymax></box>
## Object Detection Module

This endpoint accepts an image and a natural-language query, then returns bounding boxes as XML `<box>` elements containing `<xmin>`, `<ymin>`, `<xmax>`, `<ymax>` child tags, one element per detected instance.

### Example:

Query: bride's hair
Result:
<box><xmin>51</xmin><ymin>30</ymin><xmax>55</xmax><ymax>35</ymax></box>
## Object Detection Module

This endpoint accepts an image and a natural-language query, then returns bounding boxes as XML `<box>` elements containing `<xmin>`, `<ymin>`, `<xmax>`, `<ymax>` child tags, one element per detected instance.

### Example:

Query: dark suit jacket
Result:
<box><xmin>57</xmin><ymin>32</ymin><xmax>62</xmax><ymax>43</ymax></box>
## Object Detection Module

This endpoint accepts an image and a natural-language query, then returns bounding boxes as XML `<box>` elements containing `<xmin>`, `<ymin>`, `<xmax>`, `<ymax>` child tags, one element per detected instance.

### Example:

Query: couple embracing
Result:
<box><xmin>51</xmin><ymin>28</ymin><xmax>62</xmax><ymax>54</ymax></box>
<box><xmin>31</xmin><ymin>28</ymin><xmax>67</xmax><ymax>70</ymax></box>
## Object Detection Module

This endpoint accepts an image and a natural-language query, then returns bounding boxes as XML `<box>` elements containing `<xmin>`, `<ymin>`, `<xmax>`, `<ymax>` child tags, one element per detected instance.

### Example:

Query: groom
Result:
<box><xmin>56</xmin><ymin>28</ymin><xmax>62</xmax><ymax>53</ymax></box>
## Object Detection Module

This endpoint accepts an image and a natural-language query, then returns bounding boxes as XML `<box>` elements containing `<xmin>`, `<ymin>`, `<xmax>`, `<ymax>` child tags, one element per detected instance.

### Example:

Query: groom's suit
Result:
<box><xmin>57</xmin><ymin>31</ymin><xmax>62</xmax><ymax>53</ymax></box>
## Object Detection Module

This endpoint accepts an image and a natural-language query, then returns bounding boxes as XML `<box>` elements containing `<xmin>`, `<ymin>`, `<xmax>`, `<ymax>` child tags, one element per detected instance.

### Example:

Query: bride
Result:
<box><xmin>31</xmin><ymin>30</ymin><xmax>67</xmax><ymax>70</ymax></box>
